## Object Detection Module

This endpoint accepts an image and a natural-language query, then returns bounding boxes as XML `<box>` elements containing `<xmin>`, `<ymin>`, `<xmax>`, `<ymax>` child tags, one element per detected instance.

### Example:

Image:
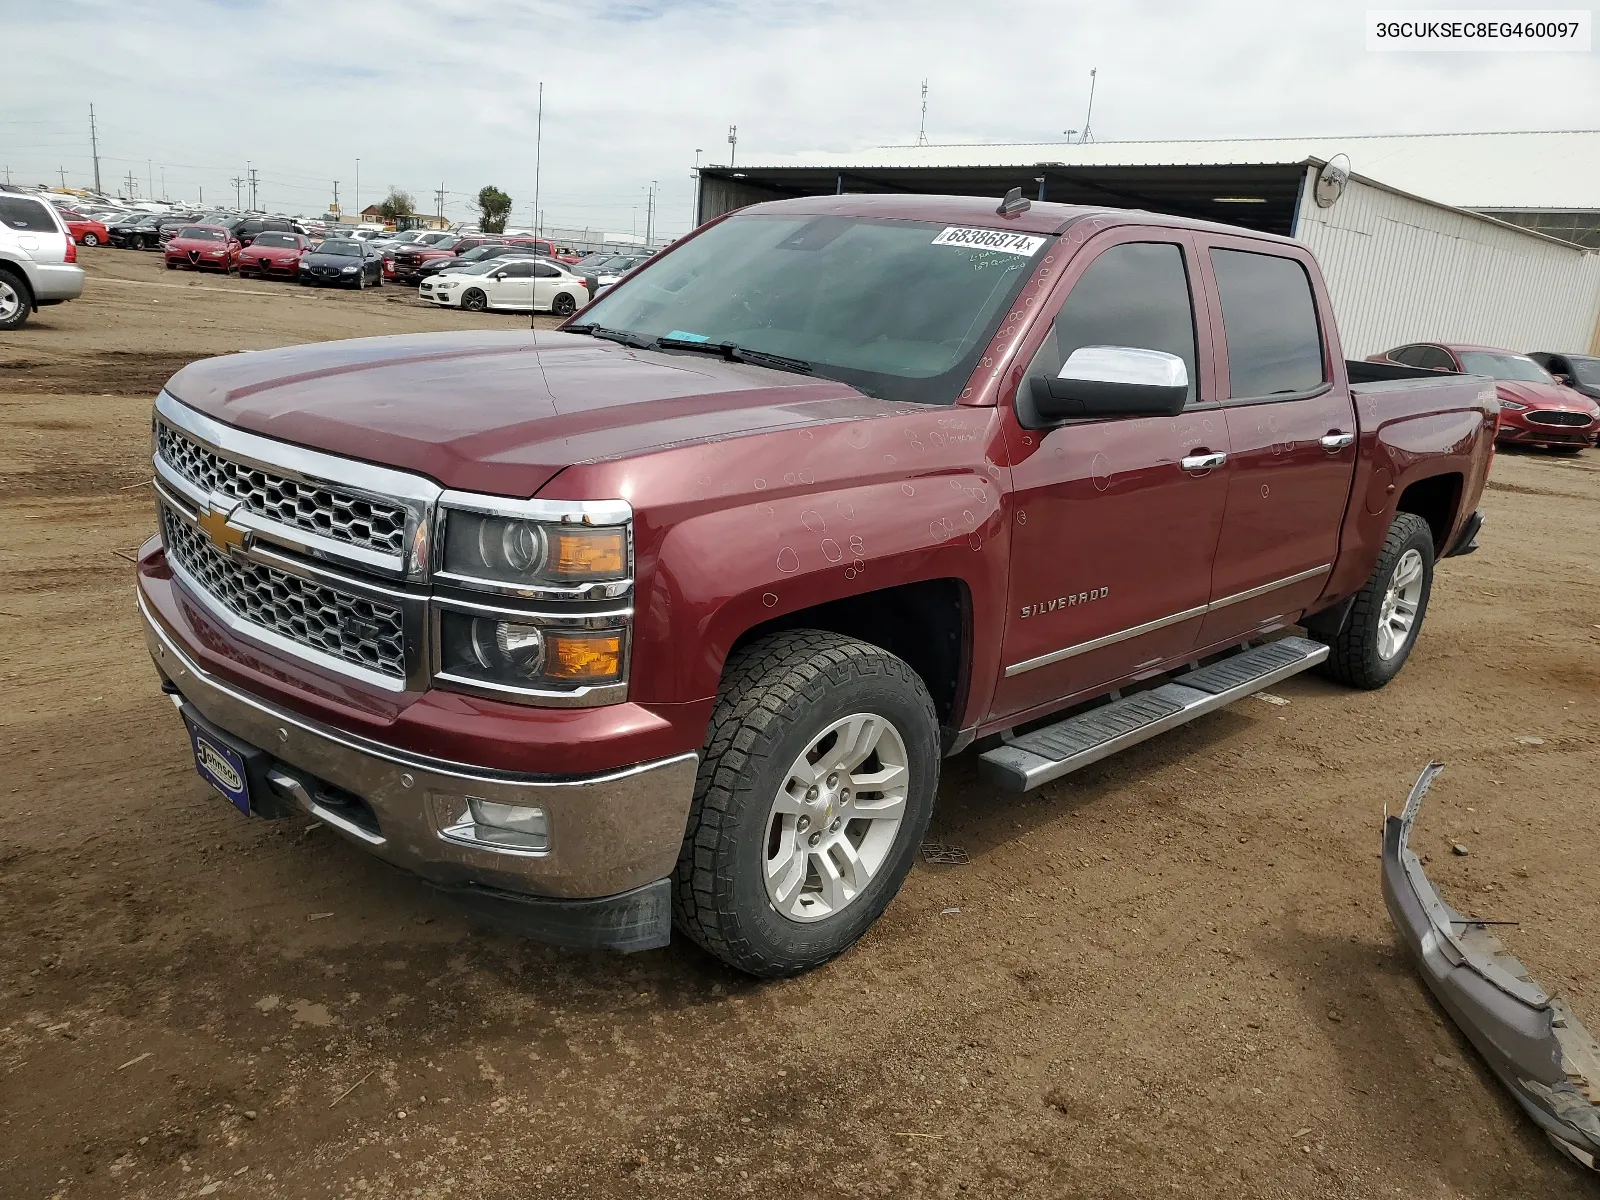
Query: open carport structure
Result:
<box><xmin>696</xmin><ymin>132</ymin><xmax>1600</xmax><ymax>357</ymax></box>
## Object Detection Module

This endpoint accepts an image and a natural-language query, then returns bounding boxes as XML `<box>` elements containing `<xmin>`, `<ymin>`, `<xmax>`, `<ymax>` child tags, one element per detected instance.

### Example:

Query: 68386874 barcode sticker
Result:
<box><xmin>931</xmin><ymin>226</ymin><xmax>1047</xmax><ymax>256</ymax></box>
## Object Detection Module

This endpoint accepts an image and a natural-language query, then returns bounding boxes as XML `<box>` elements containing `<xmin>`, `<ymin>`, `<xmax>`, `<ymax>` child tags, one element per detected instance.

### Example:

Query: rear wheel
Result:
<box><xmin>82</xmin><ymin>233</ymin><xmax>101</xmax><ymax>247</ymax></box>
<box><xmin>551</xmin><ymin>291</ymin><xmax>577</xmax><ymax>317</ymax></box>
<box><xmin>462</xmin><ymin>288</ymin><xmax>487</xmax><ymax>312</ymax></box>
<box><xmin>1312</xmin><ymin>512</ymin><xmax>1434</xmax><ymax>690</ymax></box>
<box><xmin>0</xmin><ymin>270</ymin><xmax>30</xmax><ymax>331</ymax></box>
<box><xmin>673</xmin><ymin>630</ymin><xmax>940</xmax><ymax>977</ymax></box>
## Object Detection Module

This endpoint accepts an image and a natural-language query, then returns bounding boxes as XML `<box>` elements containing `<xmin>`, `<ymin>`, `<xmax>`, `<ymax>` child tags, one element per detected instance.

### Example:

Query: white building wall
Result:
<box><xmin>1294</xmin><ymin>168</ymin><xmax>1600</xmax><ymax>359</ymax></box>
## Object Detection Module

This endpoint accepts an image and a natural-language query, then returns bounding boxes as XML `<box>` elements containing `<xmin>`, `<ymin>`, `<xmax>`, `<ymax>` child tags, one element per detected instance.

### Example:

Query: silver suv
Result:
<box><xmin>0</xmin><ymin>193</ymin><xmax>86</xmax><ymax>331</ymax></box>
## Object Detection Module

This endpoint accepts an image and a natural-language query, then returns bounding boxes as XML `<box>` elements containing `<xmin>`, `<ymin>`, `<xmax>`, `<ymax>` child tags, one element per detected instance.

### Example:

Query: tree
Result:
<box><xmin>477</xmin><ymin>185</ymin><xmax>512</xmax><ymax>233</ymax></box>
<box><xmin>379</xmin><ymin>188</ymin><xmax>415</xmax><ymax>225</ymax></box>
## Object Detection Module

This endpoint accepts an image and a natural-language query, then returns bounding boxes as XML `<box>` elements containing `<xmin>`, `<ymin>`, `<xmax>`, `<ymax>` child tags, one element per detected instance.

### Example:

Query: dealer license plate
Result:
<box><xmin>188</xmin><ymin>722</ymin><xmax>251</xmax><ymax>814</ymax></box>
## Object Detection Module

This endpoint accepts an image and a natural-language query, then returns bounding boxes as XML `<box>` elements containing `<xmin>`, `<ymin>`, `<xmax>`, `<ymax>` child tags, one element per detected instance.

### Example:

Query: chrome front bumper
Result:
<box><xmin>140</xmin><ymin>595</ymin><xmax>698</xmax><ymax>902</ymax></box>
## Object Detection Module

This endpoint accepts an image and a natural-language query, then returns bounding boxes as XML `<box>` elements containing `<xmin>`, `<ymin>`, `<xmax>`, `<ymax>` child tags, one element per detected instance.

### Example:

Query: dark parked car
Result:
<box><xmin>1528</xmin><ymin>351</ymin><xmax>1600</xmax><ymax>402</ymax></box>
<box><xmin>229</xmin><ymin>216</ymin><xmax>307</xmax><ymax>247</ymax></box>
<box><xmin>414</xmin><ymin>243</ymin><xmax>532</xmax><ymax>278</ymax></box>
<box><xmin>108</xmin><ymin>213</ymin><xmax>161</xmax><ymax>249</ymax></box>
<box><xmin>298</xmin><ymin>238</ymin><xmax>383</xmax><ymax>288</ymax></box>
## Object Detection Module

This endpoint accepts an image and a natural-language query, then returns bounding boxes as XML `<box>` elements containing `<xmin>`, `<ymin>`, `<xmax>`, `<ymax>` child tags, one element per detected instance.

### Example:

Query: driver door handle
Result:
<box><xmin>1180</xmin><ymin>451</ymin><xmax>1228</xmax><ymax>472</ymax></box>
<box><xmin>1320</xmin><ymin>431</ymin><xmax>1356</xmax><ymax>452</ymax></box>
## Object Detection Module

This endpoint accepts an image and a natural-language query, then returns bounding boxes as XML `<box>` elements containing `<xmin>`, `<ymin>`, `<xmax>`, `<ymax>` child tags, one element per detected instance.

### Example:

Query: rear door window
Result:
<box><xmin>1209</xmin><ymin>249</ymin><xmax>1325</xmax><ymax>399</ymax></box>
<box><xmin>1389</xmin><ymin>345</ymin><xmax>1427</xmax><ymax>367</ymax></box>
<box><xmin>0</xmin><ymin>198</ymin><xmax>59</xmax><ymax>232</ymax></box>
<box><xmin>1024</xmin><ymin>240</ymin><xmax>1198</xmax><ymax>402</ymax></box>
<box><xmin>1414</xmin><ymin>346</ymin><xmax>1455</xmax><ymax>371</ymax></box>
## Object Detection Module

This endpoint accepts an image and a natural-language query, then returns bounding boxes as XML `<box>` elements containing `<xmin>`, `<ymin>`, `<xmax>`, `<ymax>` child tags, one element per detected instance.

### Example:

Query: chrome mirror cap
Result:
<box><xmin>1059</xmin><ymin>345</ymin><xmax>1189</xmax><ymax>391</ymax></box>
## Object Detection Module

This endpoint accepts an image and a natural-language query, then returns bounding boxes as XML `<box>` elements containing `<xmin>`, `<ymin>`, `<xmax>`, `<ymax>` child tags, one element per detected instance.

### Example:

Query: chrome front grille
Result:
<box><xmin>156</xmin><ymin>420</ymin><xmax>409</xmax><ymax>557</ymax></box>
<box><xmin>162</xmin><ymin>507</ymin><xmax>407</xmax><ymax>679</ymax></box>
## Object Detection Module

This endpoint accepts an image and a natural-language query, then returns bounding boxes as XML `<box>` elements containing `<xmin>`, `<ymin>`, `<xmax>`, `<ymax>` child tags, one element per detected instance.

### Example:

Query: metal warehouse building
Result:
<box><xmin>695</xmin><ymin>131</ymin><xmax>1600</xmax><ymax>358</ymax></box>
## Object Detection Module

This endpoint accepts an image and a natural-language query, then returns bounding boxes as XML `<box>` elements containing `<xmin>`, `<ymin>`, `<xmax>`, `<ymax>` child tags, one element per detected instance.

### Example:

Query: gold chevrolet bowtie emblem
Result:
<box><xmin>197</xmin><ymin>502</ymin><xmax>250</xmax><ymax>555</ymax></box>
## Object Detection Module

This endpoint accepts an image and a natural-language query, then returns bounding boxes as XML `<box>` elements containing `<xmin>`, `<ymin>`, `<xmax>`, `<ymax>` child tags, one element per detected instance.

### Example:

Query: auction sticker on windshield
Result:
<box><xmin>931</xmin><ymin>227</ymin><xmax>1047</xmax><ymax>256</ymax></box>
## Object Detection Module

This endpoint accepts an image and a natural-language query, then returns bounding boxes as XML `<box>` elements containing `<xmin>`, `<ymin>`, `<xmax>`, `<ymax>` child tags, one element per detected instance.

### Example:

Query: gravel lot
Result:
<box><xmin>2</xmin><ymin>248</ymin><xmax>1597</xmax><ymax>1200</ymax></box>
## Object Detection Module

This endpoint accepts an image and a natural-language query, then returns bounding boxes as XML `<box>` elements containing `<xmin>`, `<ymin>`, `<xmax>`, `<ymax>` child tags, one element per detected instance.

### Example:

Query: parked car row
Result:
<box><xmin>1368</xmin><ymin>341</ymin><xmax>1600</xmax><ymax>452</ymax></box>
<box><xmin>162</xmin><ymin>223</ymin><xmax>387</xmax><ymax>289</ymax></box>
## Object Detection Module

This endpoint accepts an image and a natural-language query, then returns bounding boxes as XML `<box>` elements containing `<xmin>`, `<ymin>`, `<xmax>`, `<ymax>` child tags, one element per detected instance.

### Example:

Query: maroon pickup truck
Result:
<box><xmin>137</xmin><ymin>193</ymin><xmax>1495</xmax><ymax>976</ymax></box>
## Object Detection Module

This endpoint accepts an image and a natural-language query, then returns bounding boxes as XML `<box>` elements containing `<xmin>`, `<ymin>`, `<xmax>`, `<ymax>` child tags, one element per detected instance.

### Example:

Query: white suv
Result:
<box><xmin>0</xmin><ymin>193</ymin><xmax>86</xmax><ymax>331</ymax></box>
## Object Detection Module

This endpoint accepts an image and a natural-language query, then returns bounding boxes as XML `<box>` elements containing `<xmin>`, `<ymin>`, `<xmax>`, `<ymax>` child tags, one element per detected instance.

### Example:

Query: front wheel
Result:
<box><xmin>673</xmin><ymin>630</ymin><xmax>940</xmax><ymax>978</ymax></box>
<box><xmin>1312</xmin><ymin>512</ymin><xmax>1435</xmax><ymax>690</ymax></box>
<box><xmin>82</xmin><ymin>233</ymin><xmax>101</xmax><ymax>247</ymax></box>
<box><xmin>551</xmin><ymin>291</ymin><xmax>577</xmax><ymax>317</ymax></box>
<box><xmin>461</xmin><ymin>288</ymin><xmax>487</xmax><ymax>312</ymax></box>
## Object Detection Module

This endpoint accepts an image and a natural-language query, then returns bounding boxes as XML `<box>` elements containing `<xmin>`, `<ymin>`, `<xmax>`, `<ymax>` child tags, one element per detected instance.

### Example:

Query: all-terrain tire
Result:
<box><xmin>1312</xmin><ymin>512</ymin><xmax>1435</xmax><ymax>690</ymax></box>
<box><xmin>0</xmin><ymin>268</ymin><xmax>31</xmax><ymax>331</ymax></box>
<box><xmin>672</xmin><ymin>630</ymin><xmax>940</xmax><ymax>978</ymax></box>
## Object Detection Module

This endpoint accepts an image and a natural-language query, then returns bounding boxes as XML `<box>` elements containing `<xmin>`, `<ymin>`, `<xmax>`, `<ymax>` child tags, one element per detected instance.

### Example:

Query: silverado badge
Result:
<box><xmin>197</xmin><ymin>501</ymin><xmax>250</xmax><ymax>556</ymax></box>
<box><xmin>1020</xmin><ymin>587</ymin><xmax>1109</xmax><ymax>619</ymax></box>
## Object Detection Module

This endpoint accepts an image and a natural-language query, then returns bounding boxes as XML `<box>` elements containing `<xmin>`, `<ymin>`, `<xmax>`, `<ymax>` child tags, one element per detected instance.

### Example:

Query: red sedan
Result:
<box><xmin>164</xmin><ymin>224</ymin><xmax>242</xmax><ymax>274</ymax></box>
<box><xmin>60</xmin><ymin>209</ymin><xmax>111</xmax><ymax>247</ymax></box>
<box><xmin>238</xmin><ymin>231</ymin><xmax>311</xmax><ymax>280</ymax></box>
<box><xmin>1369</xmin><ymin>341</ymin><xmax>1599</xmax><ymax>453</ymax></box>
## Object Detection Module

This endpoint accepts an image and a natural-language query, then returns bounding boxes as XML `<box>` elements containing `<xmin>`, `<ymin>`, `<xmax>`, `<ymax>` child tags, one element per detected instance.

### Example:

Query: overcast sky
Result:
<box><xmin>4</xmin><ymin>0</ymin><xmax>1596</xmax><ymax>238</ymax></box>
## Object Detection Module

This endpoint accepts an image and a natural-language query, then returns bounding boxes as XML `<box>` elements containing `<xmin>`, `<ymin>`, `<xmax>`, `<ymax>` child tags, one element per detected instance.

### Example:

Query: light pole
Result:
<box><xmin>727</xmin><ymin>124</ymin><xmax>737</xmax><ymax>166</ymax></box>
<box><xmin>691</xmin><ymin>148</ymin><xmax>702</xmax><ymax>228</ymax></box>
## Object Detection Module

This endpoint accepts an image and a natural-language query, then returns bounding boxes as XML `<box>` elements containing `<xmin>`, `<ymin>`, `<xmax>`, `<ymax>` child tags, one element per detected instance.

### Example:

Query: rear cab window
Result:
<box><xmin>1209</xmin><ymin>248</ymin><xmax>1325</xmax><ymax>399</ymax></box>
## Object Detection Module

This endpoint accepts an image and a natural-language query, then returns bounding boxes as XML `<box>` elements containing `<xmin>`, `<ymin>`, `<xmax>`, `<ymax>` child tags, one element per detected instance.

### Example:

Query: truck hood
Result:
<box><xmin>161</xmin><ymin>330</ymin><xmax>887</xmax><ymax>496</ymax></box>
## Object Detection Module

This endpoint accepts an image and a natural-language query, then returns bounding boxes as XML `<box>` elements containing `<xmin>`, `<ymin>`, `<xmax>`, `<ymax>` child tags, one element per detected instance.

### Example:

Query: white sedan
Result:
<box><xmin>419</xmin><ymin>258</ymin><xmax>590</xmax><ymax>316</ymax></box>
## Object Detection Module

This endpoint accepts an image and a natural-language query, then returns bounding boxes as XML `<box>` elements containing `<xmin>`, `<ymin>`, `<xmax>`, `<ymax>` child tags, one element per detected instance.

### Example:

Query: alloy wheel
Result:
<box><xmin>1378</xmin><ymin>548</ymin><xmax>1424</xmax><ymax>660</ymax></box>
<box><xmin>763</xmin><ymin>712</ymin><xmax>910</xmax><ymax>923</ymax></box>
<box><xmin>0</xmin><ymin>278</ymin><xmax>20</xmax><ymax>323</ymax></box>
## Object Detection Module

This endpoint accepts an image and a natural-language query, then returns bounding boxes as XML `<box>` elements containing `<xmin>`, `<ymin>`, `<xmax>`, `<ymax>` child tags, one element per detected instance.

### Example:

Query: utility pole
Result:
<box><xmin>332</xmin><ymin>180</ymin><xmax>339</xmax><ymax>217</ymax></box>
<box><xmin>533</xmin><ymin>81</ymin><xmax>544</xmax><ymax>244</ymax></box>
<box><xmin>160</xmin><ymin>166</ymin><xmax>166</xmax><ymax>201</ymax></box>
<box><xmin>89</xmin><ymin>104</ymin><xmax>102</xmax><ymax>194</ymax></box>
<box><xmin>355</xmin><ymin>158</ymin><xmax>360</xmax><ymax>220</ymax></box>
<box><xmin>435</xmin><ymin>183</ymin><xmax>445</xmax><ymax>225</ymax></box>
<box><xmin>58</xmin><ymin>166</ymin><xmax>68</xmax><ymax>190</ymax></box>
<box><xmin>147</xmin><ymin>159</ymin><xmax>152</xmax><ymax>201</ymax></box>
<box><xmin>1080</xmin><ymin>68</ymin><xmax>1098</xmax><ymax>144</ymax></box>
<box><xmin>232</xmin><ymin>175</ymin><xmax>244</xmax><ymax>209</ymax></box>
<box><xmin>691</xmin><ymin>149</ymin><xmax>703</xmax><ymax>228</ymax></box>
<box><xmin>917</xmin><ymin>79</ymin><xmax>929</xmax><ymax>145</ymax></box>
<box><xmin>727</xmin><ymin>123</ymin><xmax>737</xmax><ymax>166</ymax></box>
<box><xmin>199</xmin><ymin>186</ymin><xmax>203</xmax><ymax>207</ymax></box>
<box><xmin>645</xmin><ymin>180</ymin><xmax>657</xmax><ymax>248</ymax></box>
<box><xmin>124</xmin><ymin>170</ymin><xmax>136</xmax><ymax>198</ymax></box>
<box><xmin>247</xmin><ymin>163</ymin><xmax>258</xmax><ymax>211</ymax></box>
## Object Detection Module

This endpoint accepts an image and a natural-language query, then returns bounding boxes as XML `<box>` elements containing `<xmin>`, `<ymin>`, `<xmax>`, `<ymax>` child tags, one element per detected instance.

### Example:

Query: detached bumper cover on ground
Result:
<box><xmin>1384</xmin><ymin>762</ymin><xmax>1600</xmax><ymax>1171</ymax></box>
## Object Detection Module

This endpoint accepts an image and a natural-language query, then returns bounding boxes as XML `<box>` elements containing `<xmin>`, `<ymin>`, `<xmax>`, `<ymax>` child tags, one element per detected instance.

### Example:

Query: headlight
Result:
<box><xmin>1498</xmin><ymin>399</ymin><xmax>1528</xmax><ymax>411</ymax></box>
<box><xmin>342</xmin><ymin>265</ymin><xmax>357</xmax><ymax>273</ymax></box>
<box><xmin>436</xmin><ymin>611</ymin><xmax>626</xmax><ymax>696</ymax></box>
<box><xmin>440</xmin><ymin>510</ymin><xmax>628</xmax><ymax>591</ymax></box>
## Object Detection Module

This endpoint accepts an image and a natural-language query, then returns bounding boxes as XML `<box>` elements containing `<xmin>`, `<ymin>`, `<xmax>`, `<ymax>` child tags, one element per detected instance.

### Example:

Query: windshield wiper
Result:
<box><xmin>655</xmin><ymin>337</ymin><xmax>814</xmax><ymax>376</ymax></box>
<box><xmin>566</xmin><ymin>324</ymin><xmax>653</xmax><ymax>349</ymax></box>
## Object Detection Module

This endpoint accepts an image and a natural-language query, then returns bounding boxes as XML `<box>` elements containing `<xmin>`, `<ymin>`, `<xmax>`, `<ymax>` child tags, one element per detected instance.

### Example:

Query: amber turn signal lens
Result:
<box><xmin>552</xmin><ymin>529</ymin><xmax>626</xmax><ymax>578</ymax></box>
<box><xmin>545</xmin><ymin>633</ymin><xmax>623</xmax><ymax>681</ymax></box>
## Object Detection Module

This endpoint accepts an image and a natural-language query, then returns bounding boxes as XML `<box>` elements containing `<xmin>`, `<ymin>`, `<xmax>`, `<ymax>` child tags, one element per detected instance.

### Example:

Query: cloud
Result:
<box><xmin>4</xmin><ymin>0</ymin><xmax>1595</xmax><ymax>238</ymax></box>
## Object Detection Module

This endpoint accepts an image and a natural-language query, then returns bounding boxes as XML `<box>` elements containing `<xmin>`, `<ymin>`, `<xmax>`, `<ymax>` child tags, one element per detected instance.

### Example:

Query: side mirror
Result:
<box><xmin>491</xmin><ymin>271</ymin><xmax>507</xmax><ymax>281</ymax></box>
<box><xmin>1021</xmin><ymin>347</ymin><xmax>1189</xmax><ymax>427</ymax></box>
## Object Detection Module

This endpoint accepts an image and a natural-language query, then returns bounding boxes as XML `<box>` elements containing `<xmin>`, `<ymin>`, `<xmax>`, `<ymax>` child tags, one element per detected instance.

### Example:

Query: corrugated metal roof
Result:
<box><xmin>740</xmin><ymin>131</ymin><xmax>1600</xmax><ymax>211</ymax></box>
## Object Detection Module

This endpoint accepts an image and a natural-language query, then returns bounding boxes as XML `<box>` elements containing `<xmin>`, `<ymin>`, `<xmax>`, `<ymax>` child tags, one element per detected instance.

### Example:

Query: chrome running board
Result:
<box><xmin>978</xmin><ymin>636</ymin><xmax>1328</xmax><ymax>792</ymax></box>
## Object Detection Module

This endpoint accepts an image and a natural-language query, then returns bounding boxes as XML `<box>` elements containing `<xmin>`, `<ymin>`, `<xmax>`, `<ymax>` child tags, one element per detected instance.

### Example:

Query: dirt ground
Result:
<box><xmin>2</xmin><ymin>248</ymin><xmax>1597</xmax><ymax>1200</ymax></box>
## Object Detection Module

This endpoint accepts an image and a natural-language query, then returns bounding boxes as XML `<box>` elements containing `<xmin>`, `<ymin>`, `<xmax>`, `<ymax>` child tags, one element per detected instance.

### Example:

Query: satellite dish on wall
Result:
<box><xmin>1315</xmin><ymin>154</ymin><xmax>1351</xmax><ymax>208</ymax></box>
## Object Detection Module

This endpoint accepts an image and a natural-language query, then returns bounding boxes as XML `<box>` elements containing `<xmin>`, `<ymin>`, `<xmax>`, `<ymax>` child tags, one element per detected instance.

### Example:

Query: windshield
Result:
<box><xmin>575</xmin><ymin>213</ymin><xmax>1047</xmax><ymax>403</ymax></box>
<box><xmin>178</xmin><ymin>226</ymin><xmax>224</xmax><ymax>241</ymax></box>
<box><xmin>317</xmin><ymin>240</ymin><xmax>361</xmax><ymax>256</ymax></box>
<box><xmin>253</xmin><ymin>232</ymin><xmax>298</xmax><ymax>248</ymax></box>
<box><xmin>1565</xmin><ymin>357</ymin><xmax>1600</xmax><ymax>386</ymax></box>
<box><xmin>447</xmin><ymin>259</ymin><xmax>521</xmax><ymax>276</ymax></box>
<box><xmin>1458</xmin><ymin>351</ymin><xmax>1553</xmax><ymax>384</ymax></box>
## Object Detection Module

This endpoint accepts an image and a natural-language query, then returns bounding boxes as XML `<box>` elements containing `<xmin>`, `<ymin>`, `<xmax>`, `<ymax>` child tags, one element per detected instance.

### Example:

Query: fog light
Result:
<box><xmin>466</xmin><ymin>798</ymin><xmax>549</xmax><ymax>852</ymax></box>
